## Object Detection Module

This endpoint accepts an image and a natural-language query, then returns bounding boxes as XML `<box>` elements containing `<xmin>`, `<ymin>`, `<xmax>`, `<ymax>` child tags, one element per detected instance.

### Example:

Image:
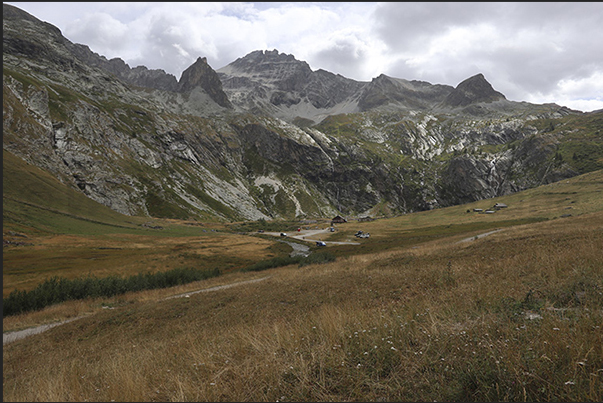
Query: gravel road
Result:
<box><xmin>265</xmin><ymin>229</ymin><xmax>360</xmax><ymax>246</ymax></box>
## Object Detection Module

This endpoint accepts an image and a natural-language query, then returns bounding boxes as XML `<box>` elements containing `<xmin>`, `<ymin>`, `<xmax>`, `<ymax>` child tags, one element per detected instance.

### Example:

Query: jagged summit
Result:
<box><xmin>217</xmin><ymin>50</ymin><xmax>517</xmax><ymax>122</ymax></box>
<box><xmin>357</xmin><ymin>74</ymin><xmax>454</xmax><ymax>112</ymax></box>
<box><xmin>220</xmin><ymin>49</ymin><xmax>307</xmax><ymax>74</ymax></box>
<box><xmin>444</xmin><ymin>73</ymin><xmax>506</xmax><ymax>107</ymax></box>
<box><xmin>216</xmin><ymin>49</ymin><xmax>363</xmax><ymax>122</ymax></box>
<box><xmin>219</xmin><ymin>49</ymin><xmax>313</xmax><ymax>93</ymax></box>
<box><xmin>178</xmin><ymin>56</ymin><xmax>232</xmax><ymax>108</ymax></box>
<box><xmin>3</xmin><ymin>2</ymin><xmax>591</xmax><ymax>223</ymax></box>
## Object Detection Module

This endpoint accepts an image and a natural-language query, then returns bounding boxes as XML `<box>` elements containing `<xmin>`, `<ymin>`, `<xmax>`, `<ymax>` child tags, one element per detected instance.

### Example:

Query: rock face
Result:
<box><xmin>178</xmin><ymin>57</ymin><xmax>232</xmax><ymax>108</ymax></box>
<box><xmin>357</xmin><ymin>74</ymin><xmax>454</xmax><ymax>112</ymax></box>
<box><xmin>443</xmin><ymin>73</ymin><xmax>506</xmax><ymax>108</ymax></box>
<box><xmin>217</xmin><ymin>50</ymin><xmax>364</xmax><ymax>124</ymax></box>
<box><xmin>3</xmin><ymin>3</ymin><xmax>599</xmax><ymax>222</ymax></box>
<box><xmin>69</xmin><ymin>44</ymin><xmax>180</xmax><ymax>92</ymax></box>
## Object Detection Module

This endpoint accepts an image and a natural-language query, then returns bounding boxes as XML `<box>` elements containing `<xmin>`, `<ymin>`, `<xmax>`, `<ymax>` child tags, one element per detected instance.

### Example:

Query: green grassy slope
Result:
<box><xmin>3</xmin><ymin>149</ymin><xmax>144</xmax><ymax>235</ymax></box>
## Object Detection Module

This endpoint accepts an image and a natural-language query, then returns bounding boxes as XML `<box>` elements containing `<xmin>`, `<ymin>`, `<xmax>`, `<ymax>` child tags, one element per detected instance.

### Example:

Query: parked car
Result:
<box><xmin>316</xmin><ymin>241</ymin><xmax>327</xmax><ymax>246</ymax></box>
<box><xmin>280</xmin><ymin>232</ymin><xmax>287</xmax><ymax>237</ymax></box>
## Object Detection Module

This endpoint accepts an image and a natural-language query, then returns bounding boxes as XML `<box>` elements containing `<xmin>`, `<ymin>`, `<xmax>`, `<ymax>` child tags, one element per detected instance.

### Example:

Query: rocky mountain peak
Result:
<box><xmin>4</xmin><ymin>3</ymin><xmax>592</xmax><ymax>224</ymax></box>
<box><xmin>220</xmin><ymin>49</ymin><xmax>312</xmax><ymax>90</ymax></box>
<box><xmin>178</xmin><ymin>57</ymin><xmax>233</xmax><ymax>108</ymax></box>
<box><xmin>229</xmin><ymin>49</ymin><xmax>303</xmax><ymax>69</ymax></box>
<box><xmin>3</xmin><ymin>3</ymin><xmax>60</xmax><ymax>37</ymax></box>
<box><xmin>444</xmin><ymin>73</ymin><xmax>506</xmax><ymax>107</ymax></box>
<box><xmin>3</xmin><ymin>3</ymin><xmax>66</xmax><ymax>59</ymax></box>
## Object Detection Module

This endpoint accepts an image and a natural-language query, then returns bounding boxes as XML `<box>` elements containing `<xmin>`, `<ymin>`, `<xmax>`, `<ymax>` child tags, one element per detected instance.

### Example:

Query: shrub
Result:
<box><xmin>298</xmin><ymin>252</ymin><xmax>336</xmax><ymax>267</ymax></box>
<box><xmin>243</xmin><ymin>251</ymin><xmax>336</xmax><ymax>271</ymax></box>
<box><xmin>2</xmin><ymin>267</ymin><xmax>222</xmax><ymax>317</ymax></box>
<box><xmin>244</xmin><ymin>256</ymin><xmax>303</xmax><ymax>272</ymax></box>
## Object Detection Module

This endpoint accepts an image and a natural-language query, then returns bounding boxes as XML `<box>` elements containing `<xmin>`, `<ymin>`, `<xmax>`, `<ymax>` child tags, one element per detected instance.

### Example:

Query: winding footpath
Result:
<box><xmin>456</xmin><ymin>228</ymin><xmax>503</xmax><ymax>243</ymax></box>
<box><xmin>3</xmin><ymin>316</ymin><xmax>84</xmax><ymax>345</ymax></box>
<box><xmin>3</xmin><ymin>276</ymin><xmax>272</xmax><ymax>345</ymax></box>
<box><xmin>4</xmin><ymin>228</ymin><xmax>503</xmax><ymax>345</ymax></box>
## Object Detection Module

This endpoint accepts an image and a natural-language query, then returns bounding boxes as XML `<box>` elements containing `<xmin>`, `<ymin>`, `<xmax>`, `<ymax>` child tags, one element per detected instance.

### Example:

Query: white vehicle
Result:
<box><xmin>316</xmin><ymin>241</ymin><xmax>327</xmax><ymax>246</ymax></box>
<box><xmin>280</xmin><ymin>232</ymin><xmax>288</xmax><ymax>237</ymax></box>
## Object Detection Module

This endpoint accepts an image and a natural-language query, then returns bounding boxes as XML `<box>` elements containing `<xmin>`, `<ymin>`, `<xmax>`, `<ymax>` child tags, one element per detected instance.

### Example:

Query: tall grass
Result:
<box><xmin>3</xmin><ymin>213</ymin><xmax>602</xmax><ymax>402</ymax></box>
<box><xmin>3</xmin><ymin>251</ymin><xmax>336</xmax><ymax>316</ymax></box>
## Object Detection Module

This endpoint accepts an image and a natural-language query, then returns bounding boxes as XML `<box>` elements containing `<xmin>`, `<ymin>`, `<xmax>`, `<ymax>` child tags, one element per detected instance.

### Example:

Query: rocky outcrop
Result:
<box><xmin>357</xmin><ymin>74</ymin><xmax>453</xmax><ymax>112</ymax></box>
<box><xmin>217</xmin><ymin>50</ymin><xmax>363</xmax><ymax>123</ymax></box>
<box><xmin>3</xmin><ymin>3</ymin><xmax>597</xmax><ymax>222</ymax></box>
<box><xmin>68</xmin><ymin>44</ymin><xmax>180</xmax><ymax>92</ymax></box>
<box><xmin>443</xmin><ymin>73</ymin><xmax>506</xmax><ymax>108</ymax></box>
<box><xmin>178</xmin><ymin>57</ymin><xmax>232</xmax><ymax>108</ymax></box>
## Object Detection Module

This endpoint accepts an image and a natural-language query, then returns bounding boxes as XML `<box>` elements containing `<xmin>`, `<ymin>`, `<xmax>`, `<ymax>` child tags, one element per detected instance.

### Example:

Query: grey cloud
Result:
<box><xmin>64</xmin><ymin>12</ymin><xmax>130</xmax><ymax>56</ymax></box>
<box><xmin>375</xmin><ymin>2</ymin><xmax>603</xmax><ymax>105</ymax></box>
<box><xmin>131</xmin><ymin>14</ymin><xmax>207</xmax><ymax>78</ymax></box>
<box><xmin>310</xmin><ymin>40</ymin><xmax>367</xmax><ymax>80</ymax></box>
<box><xmin>8</xmin><ymin>2</ymin><xmax>602</xmax><ymax>110</ymax></box>
<box><xmin>373</xmin><ymin>2</ymin><xmax>495</xmax><ymax>52</ymax></box>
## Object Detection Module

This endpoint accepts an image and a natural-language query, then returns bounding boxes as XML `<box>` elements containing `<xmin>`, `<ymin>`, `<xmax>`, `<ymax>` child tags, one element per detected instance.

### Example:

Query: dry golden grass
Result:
<box><xmin>3</xmin><ymin>231</ymin><xmax>279</xmax><ymax>297</ymax></box>
<box><xmin>4</xmin><ymin>210</ymin><xmax>602</xmax><ymax>402</ymax></box>
<box><xmin>326</xmin><ymin>169</ymin><xmax>603</xmax><ymax>241</ymax></box>
<box><xmin>2</xmin><ymin>269</ymin><xmax>272</xmax><ymax>333</ymax></box>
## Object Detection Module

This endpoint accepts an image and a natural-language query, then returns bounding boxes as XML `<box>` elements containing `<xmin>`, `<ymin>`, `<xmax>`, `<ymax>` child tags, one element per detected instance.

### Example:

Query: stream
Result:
<box><xmin>282</xmin><ymin>240</ymin><xmax>311</xmax><ymax>257</ymax></box>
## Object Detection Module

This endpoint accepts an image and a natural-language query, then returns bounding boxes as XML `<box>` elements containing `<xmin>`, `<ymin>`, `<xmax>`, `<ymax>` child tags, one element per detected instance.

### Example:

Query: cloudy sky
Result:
<box><xmin>8</xmin><ymin>2</ymin><xmax>603</xmax><ymax>112</ymax></box>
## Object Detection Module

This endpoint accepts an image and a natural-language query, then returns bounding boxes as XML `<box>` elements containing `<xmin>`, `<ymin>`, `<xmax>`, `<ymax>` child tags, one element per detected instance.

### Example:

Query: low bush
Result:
<box><xmin>244</xmin><ymin>255</ymin><xmax>303</xmax><ymax>272</ymax></box>
<box><xmin>2</xmin><ymin>266</ymin><xmax>222</xmax><ymax>317</ymax></box>
<box><xmin>243</xmin><ymin>251</ymin><xmax>337</xmax><ymax>271</ymax></box>
<box><xmin>298</xmin><ymin>251</ymin><xmax>336</xmax><ymax>267</ymax></box>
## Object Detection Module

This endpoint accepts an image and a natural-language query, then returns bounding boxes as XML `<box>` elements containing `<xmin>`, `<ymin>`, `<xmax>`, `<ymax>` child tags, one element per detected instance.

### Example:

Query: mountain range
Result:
<box><xmin>3</xmin><ymin>3</ymin><xmax>602</xmax><ymax>222</ymax></box>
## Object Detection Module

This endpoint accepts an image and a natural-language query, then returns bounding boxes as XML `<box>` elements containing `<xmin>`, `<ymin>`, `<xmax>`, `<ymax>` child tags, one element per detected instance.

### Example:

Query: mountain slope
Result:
<box><xmin>3</xmin><ymin>3</ymin><xmax>602</xmax><ymax>222</ymax></box>
<box><xmin>443</xmin><ymin>73</ymin><xmax>506</xmax><ymax>107</ymax></box>
<box><xmin>217</xmin><ymin>49</ymin><xmax>365</xmax><ymax>124</ymax></box>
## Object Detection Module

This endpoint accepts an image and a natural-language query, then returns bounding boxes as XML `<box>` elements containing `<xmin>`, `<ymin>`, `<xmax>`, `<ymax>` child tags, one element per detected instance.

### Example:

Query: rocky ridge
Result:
<box><xmin>3</xmin><ymin>3</ymin><xmax>600</xmax><ymax>222</ymax></box>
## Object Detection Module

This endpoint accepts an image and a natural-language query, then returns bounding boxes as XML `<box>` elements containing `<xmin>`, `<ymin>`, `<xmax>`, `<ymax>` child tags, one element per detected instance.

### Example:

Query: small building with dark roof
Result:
<box><xmin>331</xmin><ymin>215</ymin><xmax>347</xmax><ymax>225</ymax></box>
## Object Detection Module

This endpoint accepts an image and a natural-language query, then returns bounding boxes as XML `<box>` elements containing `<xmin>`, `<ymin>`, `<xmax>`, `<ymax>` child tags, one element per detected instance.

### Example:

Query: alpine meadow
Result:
<box><xmin>3</xmin><ymin>3</ymin><xmax>602</xmax><ymax>402</ymax></box>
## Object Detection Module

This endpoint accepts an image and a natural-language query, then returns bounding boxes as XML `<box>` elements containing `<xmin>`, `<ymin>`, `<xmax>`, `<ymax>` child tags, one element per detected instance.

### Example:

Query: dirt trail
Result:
<box><xmin>4</xmin><ymin>229</ymin><xmax>502</xmax><ymax>345</ymax></box>
<box><xmin>456</xmin><ymin>228</ymin><xmax>504</xmax><ymax>243</ymax></box>
<box><xmin>163</xmin><ymin>276</ymin><xmax>271</xmax><ymax>300</ymax></box>
<box><xmin>3</xmin><ymin>276</ymin><xmax>272</xmax><ymax>345</ymax></box>
<box><xmin>3</xmin><ymin>316</ymin><xmax>84</xmax><ymax>345</ymax></box>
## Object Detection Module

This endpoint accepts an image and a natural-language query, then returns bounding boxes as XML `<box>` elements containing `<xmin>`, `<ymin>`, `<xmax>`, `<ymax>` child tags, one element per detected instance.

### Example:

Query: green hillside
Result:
<box><xmin>3</xmin><ymin>149</ymin><xmax>144</xmax><ymax>235</ymax></box>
